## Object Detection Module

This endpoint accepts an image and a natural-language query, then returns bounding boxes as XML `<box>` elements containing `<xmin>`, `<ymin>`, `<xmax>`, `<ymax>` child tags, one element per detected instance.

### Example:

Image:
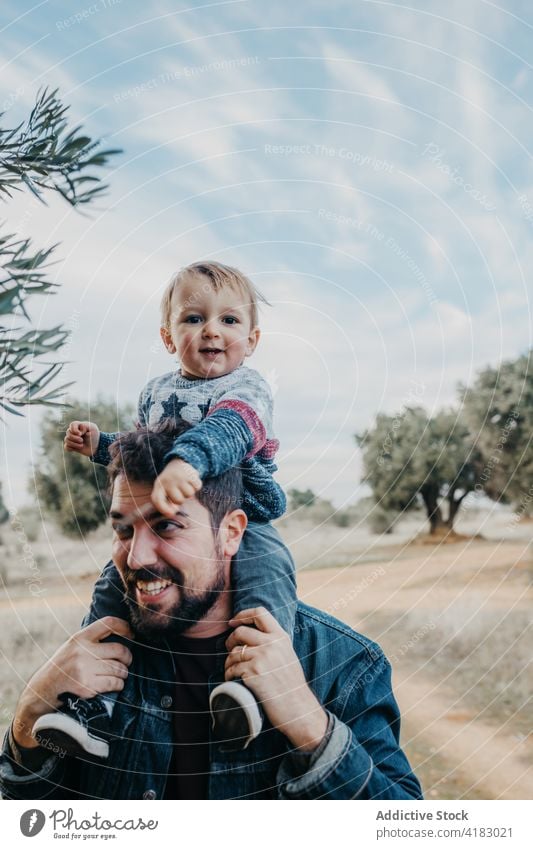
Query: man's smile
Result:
<box><xmin>135</xmin><ymin>577</ymin><xmax>173</xmax><ymax>599</ymax></box>
<box><xmin>124</xmin><ymin>566</ymin><xmax>181</xmax><ymax>606</ymax></box>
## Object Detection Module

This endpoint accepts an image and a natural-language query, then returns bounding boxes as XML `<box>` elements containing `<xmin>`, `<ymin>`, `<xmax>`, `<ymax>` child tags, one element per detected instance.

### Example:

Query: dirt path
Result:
<box><xmin>297</xmin><ymin>538</ymin><xmax>531</xmax><ymax>616</ymax></box>
<box><xmin>395</xmin><ymin>668</ymin><xmax>532</xmax><ymax>799</ymax></box>
<box><xmin>297</xmin><ymin>538</ymin><xmax>533</xmax><ymax>800</ymax></box>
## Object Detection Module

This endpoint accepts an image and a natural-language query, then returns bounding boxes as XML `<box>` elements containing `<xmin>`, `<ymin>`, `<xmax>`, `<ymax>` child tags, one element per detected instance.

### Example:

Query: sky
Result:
<box><xmin>1</xmin><ymin>0</ymin><xmax>532</xmax><ymax>509</ymax></box>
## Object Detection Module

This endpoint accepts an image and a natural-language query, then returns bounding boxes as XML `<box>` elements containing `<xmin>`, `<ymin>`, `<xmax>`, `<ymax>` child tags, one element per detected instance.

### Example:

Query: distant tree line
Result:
<box><xmin>28</xmin><ymin>350</ymin><xmax>532</xmax><ymax>539</ymax></box>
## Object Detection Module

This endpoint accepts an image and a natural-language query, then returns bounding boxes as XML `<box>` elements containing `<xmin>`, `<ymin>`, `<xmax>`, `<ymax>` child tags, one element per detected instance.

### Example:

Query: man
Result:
<box><xmin>0</xmin><ymin>423</ymin><xmax>422</xmax><ymax>800</ymax></box>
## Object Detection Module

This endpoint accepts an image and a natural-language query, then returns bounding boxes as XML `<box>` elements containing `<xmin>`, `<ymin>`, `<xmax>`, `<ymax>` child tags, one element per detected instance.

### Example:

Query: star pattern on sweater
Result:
<box><xmin>158</xmin><ymin>394</ymin><xmax>211</xmax><ymax>426</ymax></box>
<box><xmin>160</xmin><ymin>394</ymin><xmax>190</xmax><ymax>421</ymax></box>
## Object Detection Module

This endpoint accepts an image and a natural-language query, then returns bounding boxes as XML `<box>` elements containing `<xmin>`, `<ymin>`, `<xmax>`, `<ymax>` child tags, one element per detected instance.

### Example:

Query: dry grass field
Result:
<box><xmin>0</xmin><ymin>501</ymin><xmax>531</xmax><ymax>799</ymax></box>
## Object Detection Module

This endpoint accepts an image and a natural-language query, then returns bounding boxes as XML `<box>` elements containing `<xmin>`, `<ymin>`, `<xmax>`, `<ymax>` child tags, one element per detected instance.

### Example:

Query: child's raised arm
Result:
<box><xmin>150</xmin><ymin>369</ymin><xmax>276</xmax><ymax>517</ymax></box>
<box><xmin>64</xmin><ymin>421</ymin><xmax>101</xmax><ymax>457</ymax></box>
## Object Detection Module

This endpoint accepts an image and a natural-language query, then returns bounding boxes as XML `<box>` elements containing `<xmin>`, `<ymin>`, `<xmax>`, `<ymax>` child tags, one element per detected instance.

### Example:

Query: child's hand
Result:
<box><xmin>151</xmin><ymin>459</ymin><xmax>202</xmax><ymax>517</ymax></box>
<box><xmin>64</xmin><ymin>421</ymin><xmax>100</xmax><ymax>457</ymax></box>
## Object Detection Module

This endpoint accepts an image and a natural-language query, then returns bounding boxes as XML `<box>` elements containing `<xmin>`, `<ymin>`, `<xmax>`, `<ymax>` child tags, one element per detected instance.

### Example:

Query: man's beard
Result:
<box><xmin>122</xmin><ymin>558</ymin><xmax>226</xmax><ymax>641</ymax></box>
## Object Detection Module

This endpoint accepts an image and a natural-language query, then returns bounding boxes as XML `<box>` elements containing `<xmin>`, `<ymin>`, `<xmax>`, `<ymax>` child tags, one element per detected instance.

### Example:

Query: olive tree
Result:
<box><xmin>0</xmin><ymin>87</ymin><xmax>120</xmax><ymax>516</ymax></box>
<box><xmin>0</xmin><ymin>88</ymin><xmax>120</xmax><ymax>417</ymax></box>
<box><xmin>356</xmin><ymin>406</ymin><xmax>482</xmax><ymax>534</ymax></box>
<box><xmin>460</xmin><ymin>351</ymin><xmax>533</xmax><ymax>515</ymax></box>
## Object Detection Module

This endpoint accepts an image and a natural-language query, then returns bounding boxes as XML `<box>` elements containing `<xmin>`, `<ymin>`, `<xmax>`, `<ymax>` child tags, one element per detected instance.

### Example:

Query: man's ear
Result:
<box><xmin>245</xmin><ymin>327</ymin><xmax>260</xmax><ymax>358</ymax></box>
<box><xmin>160</xmin><ymin>326</ymin><xmax>176</xmax><ymax>354</ymax></box>
<box><xmin>219</xmin><ymin>509</ymin><xmax>248</xmax><ymax>558</ymax></box>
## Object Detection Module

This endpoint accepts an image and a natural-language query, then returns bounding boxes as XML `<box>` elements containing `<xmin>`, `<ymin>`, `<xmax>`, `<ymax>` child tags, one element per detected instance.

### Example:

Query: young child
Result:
<box><xmin>32</xmin><ymin>261</ymin><xmax>296</xmax><ymax>757</ymax></box>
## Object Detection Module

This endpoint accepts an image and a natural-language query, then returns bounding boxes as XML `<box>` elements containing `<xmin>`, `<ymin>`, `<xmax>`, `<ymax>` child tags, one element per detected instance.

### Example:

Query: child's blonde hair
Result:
<box><xmin>160</xmin><ymin>261</ymin><xmax>269</xmax><ymax>329</ymax></box>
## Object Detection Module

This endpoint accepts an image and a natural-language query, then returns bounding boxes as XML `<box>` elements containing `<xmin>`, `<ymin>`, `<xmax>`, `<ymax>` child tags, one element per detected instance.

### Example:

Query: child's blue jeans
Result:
<box><xmin>86</xmin><ymin>521</ymin><xmax>297</xmax><ymax>640</ymax></box>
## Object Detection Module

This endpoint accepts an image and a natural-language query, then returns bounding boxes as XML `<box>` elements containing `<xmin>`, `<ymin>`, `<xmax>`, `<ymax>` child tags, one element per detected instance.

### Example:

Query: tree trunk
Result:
<box><xmin>446</xmin><ymin>490</ymin><xmax>468</xmax><ymax>530</ymax></box>
<box><xmin>421</xmin><ymin>485</ymin><xmax>446</xmax><ymax>534</ymax></box>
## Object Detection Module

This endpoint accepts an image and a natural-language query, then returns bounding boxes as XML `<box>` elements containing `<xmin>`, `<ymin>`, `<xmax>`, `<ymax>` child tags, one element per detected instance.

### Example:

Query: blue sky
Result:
<box><xmin>1</xmin><ymin>0</ymin><xmax>532</xmax><ymax>508</ymax></box>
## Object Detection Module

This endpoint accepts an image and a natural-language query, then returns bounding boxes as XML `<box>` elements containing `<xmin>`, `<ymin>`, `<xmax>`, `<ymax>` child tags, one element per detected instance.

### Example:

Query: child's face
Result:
<box><xmin>160</xmin><ymin>274</ymin><xmax>260</xmax><ymax>379</ymax></box>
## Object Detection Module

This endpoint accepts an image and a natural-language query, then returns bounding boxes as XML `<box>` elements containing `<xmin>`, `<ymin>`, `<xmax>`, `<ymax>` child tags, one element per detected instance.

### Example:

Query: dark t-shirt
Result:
<box><xmin>164</xmin><ymin>630</ymin><xmax>230</xmax><ymax>800</ymax></box>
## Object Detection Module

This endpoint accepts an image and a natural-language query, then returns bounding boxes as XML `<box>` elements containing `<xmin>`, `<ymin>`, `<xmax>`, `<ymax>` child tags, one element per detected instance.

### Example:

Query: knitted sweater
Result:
<box><xmin>92</xmin><ymin>366</ymin><xmax>285</xmax><ymax>522</ymax></box>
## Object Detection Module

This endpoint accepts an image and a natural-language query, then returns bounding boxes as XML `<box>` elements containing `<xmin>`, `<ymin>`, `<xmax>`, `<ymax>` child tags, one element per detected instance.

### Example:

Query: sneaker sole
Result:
<box><xmin>209</xmin><ymin>681</ymin><xmax>263</xmax><ymax>750</ymax></box>
<box><xmin>32</xmin><ymin>713</ymin><xmax>109</xmax><ymax>759</ymax></box>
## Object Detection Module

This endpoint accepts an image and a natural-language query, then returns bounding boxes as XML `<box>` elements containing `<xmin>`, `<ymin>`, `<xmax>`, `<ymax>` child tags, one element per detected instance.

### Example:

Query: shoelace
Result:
<box><xmin>65</xmin><ymin>696</ymin><xmax>101</xmax><ymax>721</ymax></box>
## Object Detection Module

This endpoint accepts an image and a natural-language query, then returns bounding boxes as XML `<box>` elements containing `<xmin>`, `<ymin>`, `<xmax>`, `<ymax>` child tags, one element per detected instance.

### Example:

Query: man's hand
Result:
<box><xmin>64</xmin><ymin>421</ymin><xmax>100</xmax><ymax>457</ymax></box>
<box><xmin>151</xmin><ymin>458</ymin><xmax>202</xmax><ymax>518</ymax></box>
<box><xmin>225</xmin><ymin>607</ymin><xmax>328</xmax><ymax>753</ymax></box>
<box><xmin>12</xmin><ymin>617</ymin><xmax>133</xmax><ymax>750</ymax></box>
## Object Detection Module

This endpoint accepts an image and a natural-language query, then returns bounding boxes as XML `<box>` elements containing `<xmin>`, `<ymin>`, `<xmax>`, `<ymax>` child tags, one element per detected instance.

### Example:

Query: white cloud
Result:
<box><xmin>319</xmin><ymin>42</ymin><xmax>401</xmax><ymax>105</ymax></box>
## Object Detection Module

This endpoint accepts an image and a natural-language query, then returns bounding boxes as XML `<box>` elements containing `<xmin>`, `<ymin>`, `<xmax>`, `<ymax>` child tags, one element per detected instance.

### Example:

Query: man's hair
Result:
<box><xmin>160</xmin><ymin>260</ymin><xmax>269</xmax><ymax>330</ymax></box>
<box><xmin>107</xmin><ymin>419</ymin><xmax>242</xmax><ymax>530</ymax></box>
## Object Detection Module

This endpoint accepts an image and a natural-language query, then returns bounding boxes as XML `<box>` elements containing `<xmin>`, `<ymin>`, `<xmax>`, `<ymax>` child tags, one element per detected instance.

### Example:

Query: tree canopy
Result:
<box><xmin>356</xmin><ymin>406</ymin><xmax>482</xmax><ymax>534</ymax></box>
<box><xmin>32</xmin><ymin>398</ymin><xmax>134</xmax><ymax>537</ymax></box>
<box><xmin>0</xmin><ymin>88</ymin><xmax>120</xmax><ymax>417</ymax></box>
<box><xmin>288</xmin><ymin>487</ymin><xmax>317</xmax><ymax>509</ymax></box>
<box><xmin>460</xmin><ymin>351</ymin><xmax>533</xmax><ymax>515</ymax></box>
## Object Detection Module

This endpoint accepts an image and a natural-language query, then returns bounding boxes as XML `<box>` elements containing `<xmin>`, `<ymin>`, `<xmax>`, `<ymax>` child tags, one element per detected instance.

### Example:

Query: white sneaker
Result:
<box><xmin>209</xmin><ymin>681</ymin><xmax>263</xmax><ymax>751</ymax></box>
<box><xmin>32</xmin><ymin>694</ymin><xmax>111</xmax><ymax>760</ymax></box>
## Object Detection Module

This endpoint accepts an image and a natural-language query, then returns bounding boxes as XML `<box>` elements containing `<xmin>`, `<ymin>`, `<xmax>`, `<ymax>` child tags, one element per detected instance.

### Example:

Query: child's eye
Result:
<box><xmin>222</xmin><ymin>316</ymin><xmax>239</xmax><ymax>325</ymax></box>
<box><xmin>184</xmin><ymin>315</ymin><xmax>202</xmax><ymax>324</ymax></box>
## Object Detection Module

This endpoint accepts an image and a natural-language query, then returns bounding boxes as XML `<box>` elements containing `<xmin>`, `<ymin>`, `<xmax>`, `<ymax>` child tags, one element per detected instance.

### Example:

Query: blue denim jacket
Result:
<box><xmin>0</xmin><ymin>603</ymin><xmax>422</xmax><ymax>800</ymax></box>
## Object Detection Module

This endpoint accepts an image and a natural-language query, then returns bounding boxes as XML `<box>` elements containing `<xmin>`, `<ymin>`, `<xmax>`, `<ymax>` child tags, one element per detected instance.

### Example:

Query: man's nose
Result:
<box><xmin>127</xmin><ymin>528</ymin><xmax>158</xmax><ymax>570</ymax></box>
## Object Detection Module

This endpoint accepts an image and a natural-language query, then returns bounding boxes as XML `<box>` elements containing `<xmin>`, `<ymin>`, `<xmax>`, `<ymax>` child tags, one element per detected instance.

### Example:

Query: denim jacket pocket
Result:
<box><xmin>210</xmin><ymin>726</ymin><xmax>287</xmax><ymax>799</ymax></box>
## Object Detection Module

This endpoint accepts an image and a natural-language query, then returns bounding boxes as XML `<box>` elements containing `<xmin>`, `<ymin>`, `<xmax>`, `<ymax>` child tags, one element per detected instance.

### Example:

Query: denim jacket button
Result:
<box><xmin>143</xmin><ymin>789</ymin><xmax>157</xmax><ymax>799</ymax></box>
<box><xmin>161</xmin><ymin>695</ymin><xmax>173</xmax><ymax>709</ymax></box>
